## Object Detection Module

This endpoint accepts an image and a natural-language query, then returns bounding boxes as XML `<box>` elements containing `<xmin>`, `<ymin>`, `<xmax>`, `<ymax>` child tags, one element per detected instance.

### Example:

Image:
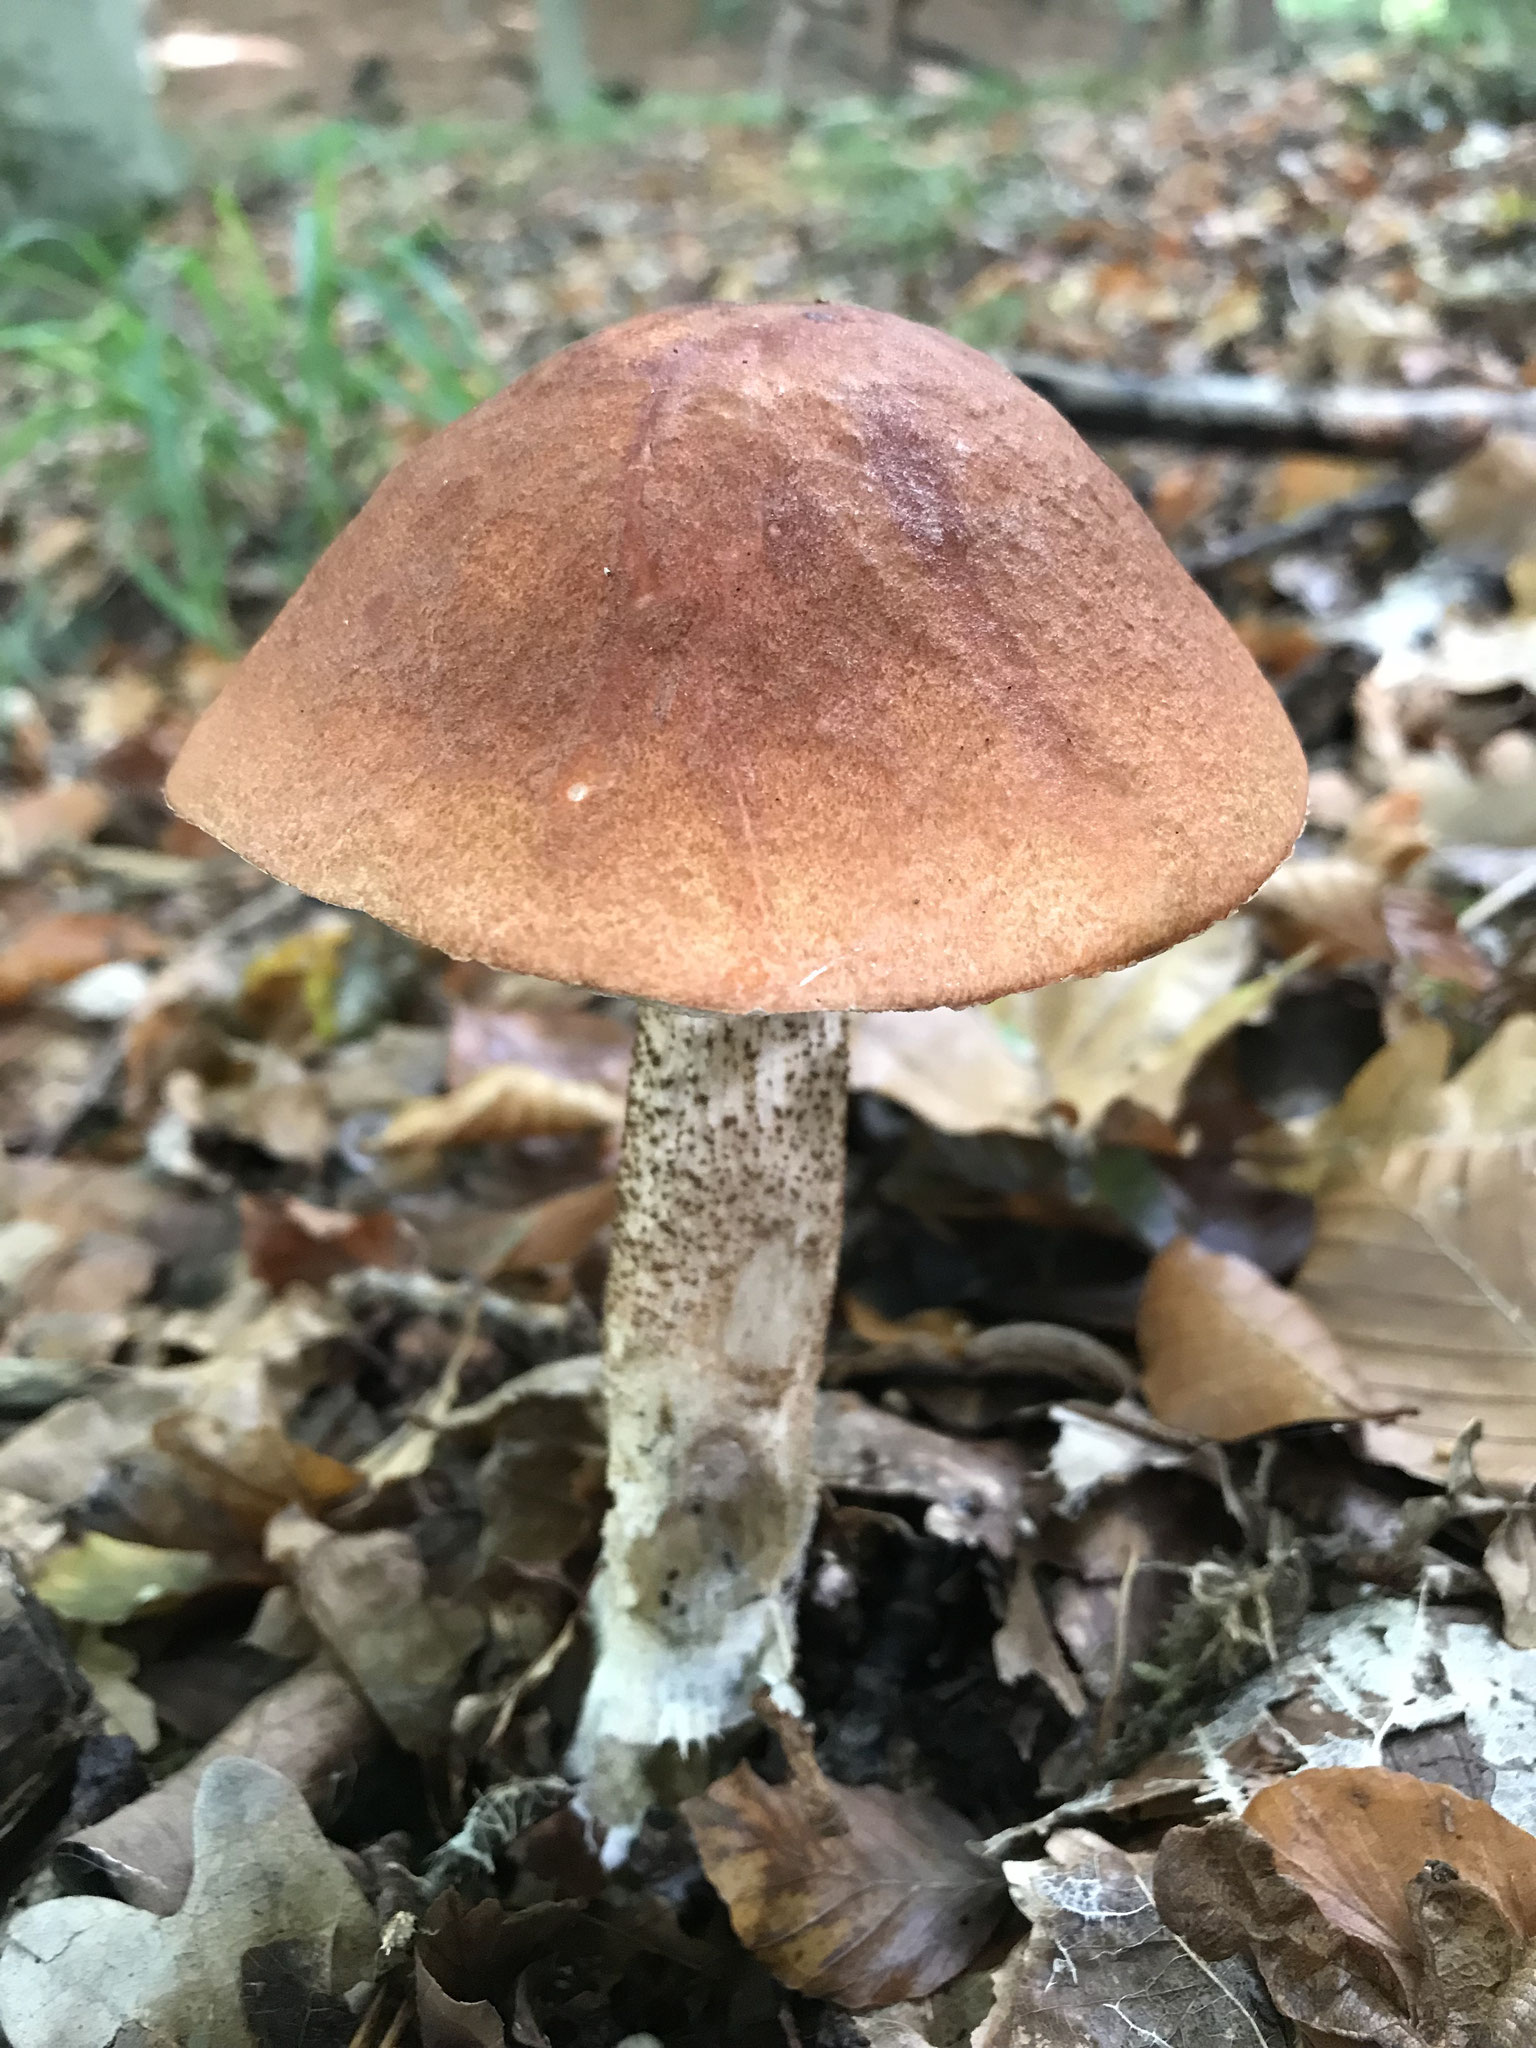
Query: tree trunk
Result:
<box><xmin>536</xmin><ymin>0</ymin><xmax>595</xmax><ymax>119</ymax></box>
<box><xmin>0</xmin><ymin>0</ymin><xmax>179</xmax><ymax>230</ymax></box>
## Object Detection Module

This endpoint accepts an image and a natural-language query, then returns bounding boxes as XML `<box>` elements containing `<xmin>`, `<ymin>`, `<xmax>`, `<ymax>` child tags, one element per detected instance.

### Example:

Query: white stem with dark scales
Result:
<box><xmin>568</xmin><ymin>1003</ymin><xmax>848</xmax><ymax>1835</ymax></box>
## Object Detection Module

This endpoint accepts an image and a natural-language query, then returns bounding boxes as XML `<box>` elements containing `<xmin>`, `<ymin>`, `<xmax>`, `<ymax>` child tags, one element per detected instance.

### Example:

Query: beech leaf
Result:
<box><xmin>374</xmin><ymin>1062</ymin><xmax>624</xmax><ymax>1151</ymax></box>
<box><xmin>682</xmin><ymin>1702</ymin><xmax>1007</xmax><ymax>2009</ymax></box>
<box><xmin>0</xmin><ymin>1757</ymin><xmax>375</xmax><ymax>2048</ymax></box>
<box><xmin>1138</xmin><ymin>1236</ymin><xmax>1372</xmax><ymax>1439</ymax></box>
<box><xmin>1156</xmin><ymin>1768</ymin><xmax>1536</xmax><ymax>2048</ymax></box>
<box><xmin>981</xmin><ymin>1829</ymin><xmax>1286</xmax><ymax>2048</ymax></box>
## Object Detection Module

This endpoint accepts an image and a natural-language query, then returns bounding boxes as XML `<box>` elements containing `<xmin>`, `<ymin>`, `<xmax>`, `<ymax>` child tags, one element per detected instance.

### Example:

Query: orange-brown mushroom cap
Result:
<box><xmin>167</xmin><ymin>302</ymin><xmax>1307</xmax><ymax>1013</ymax></box>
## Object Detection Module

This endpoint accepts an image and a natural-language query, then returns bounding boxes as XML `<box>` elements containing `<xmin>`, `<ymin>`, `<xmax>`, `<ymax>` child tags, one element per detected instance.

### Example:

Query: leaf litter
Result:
<box><xmin>8</xmin><ymin>31</ymin><xmax>1536</xmax><ymax>2048</ymax></box>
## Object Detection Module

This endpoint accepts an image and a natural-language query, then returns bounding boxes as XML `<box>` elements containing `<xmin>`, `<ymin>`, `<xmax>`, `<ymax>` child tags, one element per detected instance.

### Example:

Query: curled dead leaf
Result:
<box><xmin>682</xmin><ymin>1701</ymin><xmax>1007</xmax><ymax>2009</ymax></box>
<box><xmin>375</xmin><ymin>1063</ymin><xmax>625</xmax><ymax>1151</ymax></box>
<box><xmin>1155</xmin><ymin>1767</ymin><xmax>1536</xmax><ymax>2048</ymax></box>
<box><xmin>1138</xmin><ymin>1236</ymin><xmax>1372</xmax><ymax>1439</ymax></box>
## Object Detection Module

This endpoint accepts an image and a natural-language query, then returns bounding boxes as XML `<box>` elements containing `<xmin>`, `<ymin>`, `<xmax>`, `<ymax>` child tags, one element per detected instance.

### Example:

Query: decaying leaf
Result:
<box><xmin>240</xmin><ymin>1192</ymin><xmax>418</xmax><ymax>1291</ymax></box>
<box><xmin>848</xmin><ymin>1007</ymin><xmax>1048</xmax><ymax>1137</ymax></box>
<box><xmin>33</xmin><ymin>1533</ymin><xmax>222</xmax><ymax>1624</ymax></box>
<box><xmin>267</xmin><ymin>1513</ymin><xmax>485</xmax><ymax>1754</ymax></box>
<box><xmin>683</xmin><ymin>1702</ymin><xmax>1007</xmax><ymax>2009</ymax></box>
<box><xmin>1138</xmin><ymin>1236</ymin><xmax>1372</xmax><ymax>1439</ymax></box>
<box><xmin>375</xmin><ymin>1062</ymin><xmax>624</xmax><ymax>1151</ymax></box>
<box><xmin>1485</xmin><ymin>1510</ymin><xmax>1536</xmax><ymax>1652</ymax></box>
<box><xmin>993</xmin><ymin>1549</ymin><xmax>1088</xmax><ymax>1716</ymax></box>
<box><xmin>986</xmin><ymin>1596</ymin><xmax>1536</xmax><ymax>1856</ymax></box>
<box><xmin>0</xmin><ymin>1757</ymin><xmax>376</xmax><ymax>2048</ymax></box>
<box><xmin>1293</xmin><ymin>1016</ymin><xmax>1536</xmax><ymax>1487</ymax></box>
<box><xmin>813</xmin><ymin>1391</ymin><xmax>1033</xmax><ymax>1557</ymax></box>
<box><xmin>67</xmin><ymin>1661</ymin><xmax>381</xmax><ymax>1914</ymax></box>
<box><xmin>0</xmin><ymin>780</ymin><xmax>110</xmax><ymax>874</ymax></box>
<box><xmin>848</xmin><ymin>919</ymin><xmax>1296</xmax><ymax>1139</ymax></box>
<box><xmin>0</xmin><ymin>912</ymin><xmax>164</xmax><ymax>1008</ymax></box>
<box><xmin>1001</xmin><ymin>915</ymin><xmax>1296</xmax><ymax>1130</ymax></box>
<box><xmin>1155</xmin><ymin>1767</ymin><xmax>1536</xmax><ymax>2048</ymax></box>
<box><xmin>979</xmin><ymin>1828</ymin><xmax>1286</xmax><ymax>2047</ymax></box>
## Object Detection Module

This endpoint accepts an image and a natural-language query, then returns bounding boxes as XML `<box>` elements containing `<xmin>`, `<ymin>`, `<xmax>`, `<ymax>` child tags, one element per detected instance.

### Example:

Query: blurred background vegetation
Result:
<box><xmin>2</xmin><ymin>0</ymin><xmax>1533</xmax><ymax>673</ymax></box>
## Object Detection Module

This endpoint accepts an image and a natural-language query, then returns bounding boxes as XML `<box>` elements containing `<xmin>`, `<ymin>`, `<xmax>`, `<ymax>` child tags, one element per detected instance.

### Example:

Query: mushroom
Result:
<box><xmin>167</xmin><ymin>302</ymin><xmax>1306</xmax><ymax>1835</ymax></box>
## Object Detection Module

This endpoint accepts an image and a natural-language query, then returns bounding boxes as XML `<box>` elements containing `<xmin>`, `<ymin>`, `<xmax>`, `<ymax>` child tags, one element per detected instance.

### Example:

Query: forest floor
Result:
<box><xmin>4</xmin><ymin>36</ymin><xmax>1536</xmax><ymax>2048</ymax></box>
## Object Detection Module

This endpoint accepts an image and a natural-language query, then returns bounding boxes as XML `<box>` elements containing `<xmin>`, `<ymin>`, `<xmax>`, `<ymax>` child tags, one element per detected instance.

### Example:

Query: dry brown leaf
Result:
<box><xmin>982</xmin><ymin>1829</ymin><xmax>1285</xmax><ymax>2048</ymax></box>
<box><xmin>0</xmin><ymin>781</ymin><xmax>110</xmax><ymax>874</ymax></box>
<box><xmin>1156</xmin><ymin>1768</ymin><xmax>1536</xmax><ymax>2048</ymax></box>
<box><xmin>847</xmin><ymin>1007</ymin><xmax>1048</xmax><ymax>1138</ymax></box>
<box><xmin>1414</xmin><ymin>434</ymin><xmax>1536</xmax><ymax>567</ymax></box>
<box><xmin>0</xmin><ymin>912</ymin><xmax>164</xmax><ymax>1008</ymax></box>
<box><xmin>993</xmin><ymin>1550</ymin><xmax>1087</xmax><ymax>1716</ymax></box>
<box><xmin>240</xmin><ymin>1193</ymin><xmax>418</xmax><ymax>1291</ymax></box>
<box><xmin>813</xmin><ymin>1391</ymin><xmax>1032</xmax><ymax>1556</ymax></box>
<box><xmin>850</xmin><ymin>919</ymin><xmax>1297</xmax><ymax>1140</ymax></box>
<box><xmin>375</xmin><ymin>1062</ymin><xmax>625</xmax><ymax>1151</ymax></box>
<box><xmin>446</xmin><ymin>1003</ymin><xmax>632</xmax><ymax>1091</ymax></box>
<box><xmin>1485</xmin><ymin>1510</ymin><xmax>1536</xmax><ymax>1652</ymax></box>
<box><xmin>682</xmin><ymin>1701</ymin><xmax>1007</xmax><ymax>2009</ymax></box>
<box><xmin>986</xmin><ymin>1597</ymin><xmax>1536</xmax><ymax>1858</ymax></box>
<box><xmin>151</xmin><ymin>1407</ymin><xmax>361</xmax><ymax>1538</ymax></box>
<box><xmin>1294</xmin><ymin>1017</ymin><xmax>1536</xmax><ymax>1487</ymax></box>
<box><xmin>999</xmin><ymin>914</ymin><xmax>1275</xmax><ymax>1130</ymax></box>
<box><xmin>267</xmin><ymin>1513</ymin><xmax>485</xmax><ymax>1754</ymax></box>
<box><xmin>1138</xmin><ymin>1236</ymin><xmax>1372</xmax><ymax>1439</ymax></box>
<box><xmin>487</xmin><ymin>1178</ymin><xmax>617</xmax><ymax>1277</ymax></box>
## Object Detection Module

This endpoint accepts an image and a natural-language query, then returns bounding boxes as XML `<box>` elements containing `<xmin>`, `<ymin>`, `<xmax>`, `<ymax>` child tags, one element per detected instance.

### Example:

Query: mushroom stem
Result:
<box><xmin>569</xmin><ymin>1002</ymin><xmax>848</xmax><ymax>1832</ymax></box>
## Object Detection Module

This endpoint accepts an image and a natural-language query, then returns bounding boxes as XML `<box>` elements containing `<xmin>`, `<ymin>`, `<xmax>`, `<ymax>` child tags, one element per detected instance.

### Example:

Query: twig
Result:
<box><xmin>1010</xmin><ymin>352</ymin><xmax>1536</xmax><ymax>455</ymax></box>
<box><xmin>1178</xmin><ymin>477</ymin><xmax>1418</xmax><ymax>577</ymax></box>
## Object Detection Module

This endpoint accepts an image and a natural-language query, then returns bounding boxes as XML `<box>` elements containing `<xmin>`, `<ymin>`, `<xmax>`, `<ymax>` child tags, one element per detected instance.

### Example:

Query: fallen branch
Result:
<box><xmin>1010</xmin><ymin>352</ymin><xmax>1536</xmax><ymax>455</ymax></box>
<box><xmin>1178</xmin><ymin>478</ymin><xmax>1418</xmax><ymax>577</ymax></box>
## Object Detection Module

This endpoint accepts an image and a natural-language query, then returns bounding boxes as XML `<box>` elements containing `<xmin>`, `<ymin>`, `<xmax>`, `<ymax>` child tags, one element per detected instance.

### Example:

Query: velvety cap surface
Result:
<box><xmin>167</xmin><ymin>302</ymin><xmax>1307</xmax><ymax>1012</ymax></box>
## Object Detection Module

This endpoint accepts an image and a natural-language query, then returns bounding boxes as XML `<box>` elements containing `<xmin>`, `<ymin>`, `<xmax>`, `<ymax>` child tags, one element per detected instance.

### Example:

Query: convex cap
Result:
<box><xmin>168</xmin><ymin>302</ymin><xmax>1307</xmax><ymax>1012</ymax></box>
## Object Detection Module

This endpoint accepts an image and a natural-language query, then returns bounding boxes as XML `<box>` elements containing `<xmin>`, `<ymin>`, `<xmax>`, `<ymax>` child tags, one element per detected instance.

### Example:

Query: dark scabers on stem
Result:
<box><xmin>568</xmin><ymin>1003</ymin><xmax>848</xmax><ymax>1843</ymax></box>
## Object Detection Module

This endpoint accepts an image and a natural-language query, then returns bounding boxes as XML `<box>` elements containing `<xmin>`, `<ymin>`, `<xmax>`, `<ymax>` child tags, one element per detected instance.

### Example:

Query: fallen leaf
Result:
<box><xmin>0</xmin><ymin>1757</ymin><xmax>376</xmax><ymax>2048</ymax></box>
<box><xmin>1294</xmin><ymin>1016</ymin><xmax>1536</xmax><ymax>1486</ymax></box>
<box><xmin>683</xmin><ymin>1701</ymin><xmax>1007</xmax><ymax>2009</ymax></box>
<box><xmin>0</xmin><ymin>912</ymin><xmax>163</xmax><ymax>1008</ymax></box>
<box><xmin>979</xmin><ymin>1828</ymin><xmax>1286</xmax><ymax>2047</ymax></box>
<box><xmin>75</xmin><ymin>1629</ymin><xmax>160</xmax><ymax>1752</ymax></box>
<box><xmin>1001</xmin><ymin>915</ymin><xmax>1301</xmax><ymax>1130</ymax></box>
<box><xmin>67</xmin><ymin>1661</ymin><xmax>381</xmax><ymax>1914</ymax></box>
<box><xmin>985</xmin><ymin>1596</ymin><xmax>1536</xmax><ymax>1856</ymax></box>
<box><xmin>1156</xmin><ymin>1768</ymin><xmax>1536</xmax><ymax>2048</ymax></box>
<box><xmin>1261</xmin><ymin>453</ymin><xmax>1386</xmax><ymax>523</ymax></box>
<box><xmin>240</xmin><ymin>1193</ymin><xmax>418</xmax><ymax>1291</ymax></box>
<box><xmin>993</xmin><ymin>1550</ymin><xmax>1087</xmax><ymax>1716</ymax></box>
<box><xmin>848</xmin><ymin>1007</ymin><xmax>1047</xmax><ymax>1137</ymax></box>
<box><xmin>0</xmin><ymin>781</ymin><xmax>110</xmax><ymax>875</ymax></box>
<box><xmin>1414</xmin><ymin>434</ymin><xmax>1536</xmax><ymax>567</ymax></box>
<box><xmin>33</xmin><ymin>1533</ymin><xmax>222</xmax><ymax>1624</ymax></box>
<box><xmin>376</xmin><ymin>1063</ymin><xmax>625</xmax><ymax>1151</ymax></box>
<box><xmin>813</xmin><ymin>1391</ymin><xmax>1033</xmax><ymax>1557</ymax></box>
<box><xmin>267</xmin><ymin>1514</ymin><xmax>485</xmax><ymax>1754</ymax></box>
<box><xmin>1138</xmin><ymin>1236</ymin><xmax>1372</xmax><ymax>1439</ymax></box>
<box><xmin>237</xmin><ymin>919</ymin><xmax>355</xmax><ymax>1046</ymax></box>
<box><xmin>446</xmin><ymin>1003</ymin><xmax>632</xmax><ymax>1091</ymax></box>
<box><xmin>485</xmin><ymin>1178</ymin><xmax>617</xmax><ymax>1277</ymax></box>
<box><xmin>1486</xmin><ymin>1510</ymin><xmax>1536</xmax><ymax>1653</ymax></box>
